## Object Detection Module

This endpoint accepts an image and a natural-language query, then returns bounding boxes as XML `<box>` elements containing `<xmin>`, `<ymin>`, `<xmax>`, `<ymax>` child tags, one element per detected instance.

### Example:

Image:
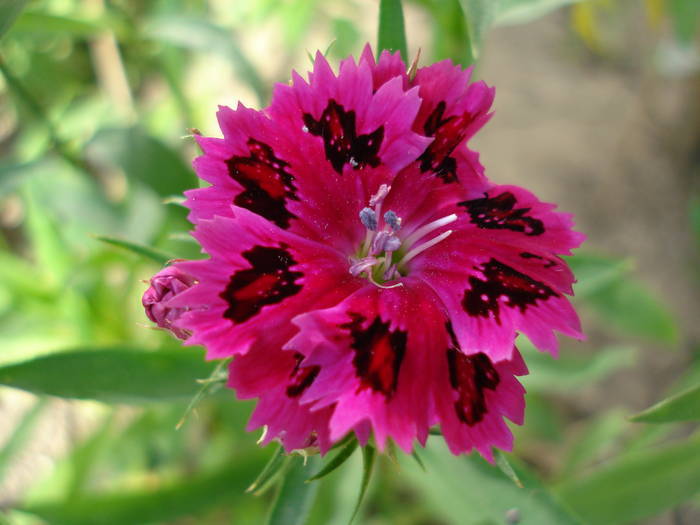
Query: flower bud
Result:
<box><xmin>142</xmin><ymin>265</ymin><xmax>195</xmax><ymax>340</ymax></box>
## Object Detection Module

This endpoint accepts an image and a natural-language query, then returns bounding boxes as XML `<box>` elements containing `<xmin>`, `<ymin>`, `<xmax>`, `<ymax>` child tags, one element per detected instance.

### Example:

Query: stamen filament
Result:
<box><xmin>402</xmin><ymin>214</ymin><xmax>457</xmax><ymax>250</ymax></box>
<box><xmin>399</xmin><ymin>230</ymin><xmax>454</xmax><ymax>267</ymax></box>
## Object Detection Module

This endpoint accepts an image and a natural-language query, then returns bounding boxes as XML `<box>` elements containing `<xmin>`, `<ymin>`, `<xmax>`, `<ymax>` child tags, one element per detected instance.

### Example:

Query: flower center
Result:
<box><xmin>349</xmin><ymin>184</ymin><xmax>456</xmax><ymax>288</ymax></box>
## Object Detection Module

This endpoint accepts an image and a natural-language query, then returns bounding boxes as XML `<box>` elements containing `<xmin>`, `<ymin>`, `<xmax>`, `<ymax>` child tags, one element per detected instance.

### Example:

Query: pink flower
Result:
<box><xmin>142</xmin><ymin>264</ymin><xmax>196</xmax><ymax>340</ymax></box>
<box><xmin>150</xmin><ymin>45</ymin><xmax>584</xmax><ymax>459</ymax></box>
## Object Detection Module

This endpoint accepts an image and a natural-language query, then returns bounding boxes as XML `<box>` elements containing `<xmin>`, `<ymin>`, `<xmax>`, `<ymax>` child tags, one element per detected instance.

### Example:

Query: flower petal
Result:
<box><xmin>411</xmin><ymin>60</ymin><xmax>495</xmax><ymax>185</ymax></box>
<box><xmin>172</xmin><ymin>210</ymin><xmax>359</xmax><ymax>359</ymax></box>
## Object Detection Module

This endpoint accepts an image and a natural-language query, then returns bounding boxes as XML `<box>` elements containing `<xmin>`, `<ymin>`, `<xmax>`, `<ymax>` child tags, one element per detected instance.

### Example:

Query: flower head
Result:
<box><xmin>144</xmin><ymin>45</ymin><xmax>584</xmax><ymax>460</ymax></box>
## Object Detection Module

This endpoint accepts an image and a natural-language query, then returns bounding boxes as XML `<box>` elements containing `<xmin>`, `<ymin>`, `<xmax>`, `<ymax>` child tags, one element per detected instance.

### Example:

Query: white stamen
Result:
<box><xmin>302</xmin><ymin>125</ymin><xmax>309</xmax><ymax>133</ymax></box>
<box><xmin>349</xmin><ymin>256</ymin><xmax>378</xmax><ymax>277</ymax></box>
<box><xmin>399</xmin><ymin>230</ymin><xmax>454</xmax><ymax>266</ymax></box>
<box><xmin>402</xmin><ymin>214</ymin><xmax>457</xmax><ymax>250</ymax></box>
<box><xmin>368</xmin><ymin>272</ymin><xmax>404</xmax><ymax>289</ymax></box>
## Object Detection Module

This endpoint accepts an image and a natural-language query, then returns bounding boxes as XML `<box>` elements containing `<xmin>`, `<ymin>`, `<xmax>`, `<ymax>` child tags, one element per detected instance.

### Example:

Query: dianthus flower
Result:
<box><xmin>145</xmin><ymin>45</ymin><xmax>584</xmax><ymax>460</ymax></box>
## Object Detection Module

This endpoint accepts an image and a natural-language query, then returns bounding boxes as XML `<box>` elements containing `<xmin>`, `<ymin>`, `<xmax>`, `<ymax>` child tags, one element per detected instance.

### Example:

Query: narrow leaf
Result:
<box><xmin>458</xmin><ymin>0</ymin><xmax>497</xmax><ymax>59</ymax></box>
<box><xmin>266</xmin><ymin>455</ymin><xmax>320</xmax><ymax>525</ymax></box>
<box><xmin>556</xmin><ymin>434</ymin><xmax>700</xmax><ymax>525</ymax></box>
<box><xmin>246</xmin><ymin>445</ymin><xmax>288</xmax><ymax>495</ymax></box>
<box><xmin>378</xmin><ymin>0</ymin><xmax>408</xmax><ymax>59</ymax></box>
<box><xmin>0</xmin><ymin>0</ymin><xmax>28</xmax><ymax>39</ymax></box>
<box><xmin>23</xmin><ymin>453</ymin><xmax>265</xmax><ymax>525</ymax></box>
<box><xmin>349</xmin><ymin>445</ymin><xmax>375</xmax><ymax>525</ymax></box>
<box><xmin>95</xmin><ymin>235</ymin><xmax>175</xmax><ymax>265</ymax></box>
<box><xmin>307</xmin><ymin>438</ymin><xmax>358</xmax><ymax>482</ymax></box>
<box><xmin>495</xmin><ymin>451</ymin><xmax>523</xmax><ymax>488</ymax></box>
<box><xmin>400</xmin><ymin>440</ymin><xmax>582</xmax><ymax>525</ymax></box>
<box><xmin>176</xmin><ymin>358</ymin><xmax>229</xmax><ymax>430</ymax></box>
<box><xmin>0</xmin><ymin>347</ymin><xmax>215</xmax><ymax>404</ymax></box>
<box><xmin>411</xmin><ymin>449</ymin><xmax>426</xmax><ymax>472</ymax></box>
<box><xmin>630</xmin><ymin>383</ymin><xmax>700</xmax><ymax>423</ymax></box>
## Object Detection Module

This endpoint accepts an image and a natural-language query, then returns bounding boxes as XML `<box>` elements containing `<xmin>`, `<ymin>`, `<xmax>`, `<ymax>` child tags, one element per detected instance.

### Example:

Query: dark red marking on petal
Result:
<box><xmin>446</xmin><ymin>347</ymin><xmax>500</xmax><ymax>426</ymax></box>
<box><xmin>418</xmin><ymin>101</ymin><xmax>474</xmax><ymax>184</ymax></box>
<box><xmin>462</xmin><ymin>259</ymin><xmax>557</xmax><ymax>323</ymax></box>
<box><xmin>220</xmin><ymin>245</ymin><xmax>303</xmax><ymax>323</ymax></box>
<box><xmin>520</xmin><ymin>252</ymin><xmax>556</xmax><ymax>269</ymax></box>
<box><xmin>226</xmin><ymin>139</ymin><xmax>298</xmax><ymax>229</ymax></box>
<box><xmin>458</xmin><ymin>192</ymin><xmax>545</xmax><ymax>236</ymax></box>
<box><xmin>341</xmin><ymin>313</ymin><xmax>407</xmax><ymax>399</ymax></box>
<box><xmin>286</xmin><ymin>352</ymin><xmax>321</xmax><ymax>398</ymax></box>
<box><xmin>303</xmin><ymin>99</ymin><xmax>384</xmax><ymax>174</ymax></box>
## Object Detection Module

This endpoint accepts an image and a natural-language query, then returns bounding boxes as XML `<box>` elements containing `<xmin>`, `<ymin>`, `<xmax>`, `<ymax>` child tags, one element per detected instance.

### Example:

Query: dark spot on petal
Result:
<box><xmin>520</xmin><ymin>252</ymin><xmax>557</xmax><ymax>269</ymax></box>
<box><xmin>463</xmin><ymin>259</ymin><xmax>557</xmax><ymax>323</ymax></box>
<box><xmin>226</xmin><ymin>139</ymin><xmax>298</xmax><ymax>229</ymax></box>
<box><xmin>459</xmin><ymin>192</ymin><xmax>545</xmax><ymax>236</ymax></box>
<box><xmin>341</xmin><ymin>313</ymin><xmax>406</xmax><ymax>399</ymax></box>
<box><xmin>418</xmin><ymin>101</ymin><xmax>473</xmax><ymax>184</ymax></box>
<box><xmin>446</xmin><ymin>346</ymin><xmax>500</xmax><ymax>426</ymax></box>
<box><xmin>220</xmin><ymin>245</ymin><xmax>303</xmax><ymax>323</ymax></box>
<box><xmin>286</xmin><ymin>352</ymin><xmax>321</xmax><ymax>398</ymax></box>
<box><xmin>303</xmin><ymin>99</ymin><xmax>384</xmax><ymax>174</ymax></box>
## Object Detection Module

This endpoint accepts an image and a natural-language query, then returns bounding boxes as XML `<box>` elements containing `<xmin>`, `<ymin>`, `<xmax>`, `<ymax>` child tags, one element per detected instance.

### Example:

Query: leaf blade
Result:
<box><xmin>378</xmin><ymin>0</ymin><xmax>408</xmax><ymax>59</ymax></box>
<box><xmin>266</xmin><ymin>455</ymin><xmax>320</xmax><ymax>525</ymax></box>
<box><xmin>556</xmin><ymin>434</ymin><xmax>700</xmax><ymax>525</ymax></box>
<box><xmin>0</xmin><ymin>347</ymin><xmax>215</xmax><ymax>404</ymax></box>
<box><xmin>630</xmin><ymin>383</ymin><xmax>700</xmax><ymax>423</ymax></box>
<box><xmin>95</xmin><ymin>235</ymin><xmax>175</xmax><ymax>265</ymax></box>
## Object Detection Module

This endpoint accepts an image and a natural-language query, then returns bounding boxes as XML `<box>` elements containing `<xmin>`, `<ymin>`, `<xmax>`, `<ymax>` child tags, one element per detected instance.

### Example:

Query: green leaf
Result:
<box><xmin>176</xmin><ymin>358</ymin><xmax>229</xmax><ymax>430</ymax></box>
<box><xmin>401</xmin><ymin>440</ymin><xmax>582</xmax><ymax>525</ymax></box>
<box><xmin>378</xmin><ymin>0</ymin><xmax>408</xmax><ymax>59</ymax></box>
<box><xmin>669</xmin><ymin>0</ymin><xmax>700</xmax><ymax>44</ymax></box>
<box><xmin>586</xmin><ymin>279</ymin><xmax>678</xmax><ymax>343</ymax></box>
<box><xmin>0</xmin><ymin>0</ymin><xmax>28</xmax><ymax>39</ymax></box>
<box><xmin>631</xmin><ymin>383</ymin><xmax>700</xmax><ymax>423</ymax></box>
<box><xmin>23</xmin><ymin>452</ymin><xmax>265</xmax><ymax>525</ymax></box>
<box><xmin>349</xmin><ymin>445</ymin><xmax>375</xmax><ymax>525</ymax></box>
<box><xmin>0</xmin><ymin>398</ymin><xmax>47</xmax><ymax>484</ymax></box>
<box><xmin>13</xmin><ymin>12</ymin><xmax>106</xmax><ymax>36</ymax></box>
<box><xmin>520</xmin><ymin>342</ymin><xmax>636</xmax><ymax>392</ymax></box>
<box><xmin>266</xmin><ymin>455</ymin><xmax>321</xmax><ymax>525</ymax></box>
<box><xmin>457</xmin><ymin>0</ymin><xmax>583</xmax><ymax>59</ymax></box>
<box><xmin>457</xmin><ymin>0</ymin><xmax>496</xmax><ymax>59</ymax></box>
<box><xmin>557</xmin><ymin>409</ymin><xmax>627</xmax><ymax>481</ymax></box>
<box><xmin>556</xmin><ymin>434</ymin><xmax>700</xmax><ymax>525</ymax></box>
<box><xmin>87</xmin><ymin>127</ymin><xmax>196</xmax><ymax>198</ymax></box>
<box><xmin>565</xmin><ymin>252</ymin><xmax>631</xmax><ymax>298</ymax></box>
<box><xmin>495</xmin><ymin>450</ymin><xmax>523</xmax><ymax>488</ymax></box>
<box><xmin>246</xmin><ymin>445</ymin><xmax>289</xmax><ymax>495</ymax></box>
<box><xmin>147</xmin><ymin>15</ymin><xmax>268</xmax><ymax>105</ymax></box>
<box><xmin>495</xmin><ymin>0</ymin><xmax>583</xmax><ymax>26</ymax></box>
<box><xmin>307</xmin><ymin>438</ymin><xmax>358</xmax><ymax>482</ymax></box>
<box><xmin>0</xmin><ymin>347</ymin><xmax>216</xmax><ymax>404</ymax></box>
<box><xmin>94</xmin><ymin>235</ymin><xmax>175</xmax><ymax>265</ymax></box>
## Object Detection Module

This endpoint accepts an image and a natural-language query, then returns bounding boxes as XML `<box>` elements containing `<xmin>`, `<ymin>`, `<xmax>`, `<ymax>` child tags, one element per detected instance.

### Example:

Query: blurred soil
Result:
<box><xmin>475</xmin><ymin>10</ymin><xmax>700</xmax><ymax>404</ymax></box>
<box><xmin>473</xmin><ymin>10</ymin><xmax>700</xmax><ymax>525</ymax></box>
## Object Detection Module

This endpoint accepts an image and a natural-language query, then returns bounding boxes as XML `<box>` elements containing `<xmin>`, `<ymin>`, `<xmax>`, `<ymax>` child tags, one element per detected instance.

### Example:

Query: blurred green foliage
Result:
<box><xmin>0</xmin><ymin>0</ymin><xmax>698</xmax><ymax>524</ymax></box>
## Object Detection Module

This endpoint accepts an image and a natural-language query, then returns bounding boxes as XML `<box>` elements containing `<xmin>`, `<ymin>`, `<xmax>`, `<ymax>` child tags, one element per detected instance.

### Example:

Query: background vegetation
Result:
<box><xmin>0</xmin><ymin>0</ymin><xmax>698</xmax><ymax>524</ymax></box>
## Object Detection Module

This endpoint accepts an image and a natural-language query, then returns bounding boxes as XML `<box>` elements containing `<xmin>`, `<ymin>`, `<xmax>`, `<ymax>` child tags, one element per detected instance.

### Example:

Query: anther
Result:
<box><xmin>384</xmin><ymin>210</ymin><xmax>402</xmax><ymax>231</ymax></box>
<box><xmin>371</xmin><ymin>231</ymin><xmax>401</xmax><ymax>255</ymax></box>
<box><xmin>359</xmin><ymin>207</ymin><xmax>378</xmax><ymax>231</ymax></box>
